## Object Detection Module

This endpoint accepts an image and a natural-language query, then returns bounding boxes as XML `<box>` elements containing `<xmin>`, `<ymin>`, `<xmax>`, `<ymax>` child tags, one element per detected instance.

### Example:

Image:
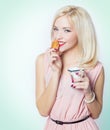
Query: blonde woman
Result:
<box><xmin>36</xmin><ymin>5</ymin><xmax>105</xmax><ymax>130</ymax></box>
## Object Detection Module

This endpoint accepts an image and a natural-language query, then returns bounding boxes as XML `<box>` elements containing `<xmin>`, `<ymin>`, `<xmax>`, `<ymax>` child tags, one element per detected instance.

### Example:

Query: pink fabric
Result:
<box><xmin>44</xmin><ymin>52</ymin><xmax>103</xmax><ymax>130</ymax></box>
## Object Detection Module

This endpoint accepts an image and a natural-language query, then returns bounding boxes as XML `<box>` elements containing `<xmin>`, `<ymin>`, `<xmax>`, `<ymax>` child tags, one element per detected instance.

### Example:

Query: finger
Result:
<box><xmin>73</xmin><ymin>81</ymin><xmax>90</xmax><ymax>89</ymax></box>
<box><xmin>73</xmin><ymin>77</ymin><xmax>85</xmax><ymax>83</ymax></box>
<box><xmin>77</xmin><ymin>70</ymin><xmax>85</xmax><ymax>78</ymax></box>
<box><xmin>50</xmin><ymin>51</ymin><xmax>59</xmax><ymax>58</ymax></box>
<box><xmin>82</xmin><ymin>70</ymin><xmax>89</xmax><ymax>78</ymax></box>
<box><xmin>72</xmin><ymin>84</ymin><xmax>85</xmax><ymax>89</ymax></box>
<box><xmin>47</xmin><ymin>48</ymin><xmax>56</xmax><ymax>55</ymax></box>
<box><xmin>49</xmin><ymin>57</ymin><xmax>58</xmax><ymax>65</ymax></box>
<box><xmin>71</xmin><ymin>84</ymin><xmax>84</xmax><ymax>89</ymax></box>
<box><xmin>74</xmin><ymin>85</ymin><xmax>85</xmax><ymax>89</ymax></box>
<box><xmin>73</xmin><ymin>81</ymin><xmax>85</xmax><ymax>86</ymax></box>
<box><xmin>50</xmin><ymin>49</ymin><xmax>60</xmax><ymax>56</ymax></box>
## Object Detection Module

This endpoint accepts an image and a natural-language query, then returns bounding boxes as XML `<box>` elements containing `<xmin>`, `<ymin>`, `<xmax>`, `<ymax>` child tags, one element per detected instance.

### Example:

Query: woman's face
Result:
<box><xmin>52</xmin><ymin>15</ymin><xmax>78</xmax><ymax>53</ymax></box>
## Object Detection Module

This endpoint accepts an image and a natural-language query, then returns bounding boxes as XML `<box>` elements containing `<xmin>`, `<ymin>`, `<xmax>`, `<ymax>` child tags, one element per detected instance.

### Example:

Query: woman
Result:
<box><xmin>36</xmin><ymin>5</ymin><xmax>105</xmax><ymax>130</ymax></box>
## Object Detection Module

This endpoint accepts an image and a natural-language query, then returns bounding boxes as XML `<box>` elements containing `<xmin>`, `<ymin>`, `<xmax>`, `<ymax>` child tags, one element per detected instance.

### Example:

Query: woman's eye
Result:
<box><xmin>64</xmin><ymin>29</ymin><xmax>71</xmax><ymax>32</ymax></box>
<box><xmin>53</xmin><ymin>27</ymin><xmax>58</xmax><ymax>31</ymax></box>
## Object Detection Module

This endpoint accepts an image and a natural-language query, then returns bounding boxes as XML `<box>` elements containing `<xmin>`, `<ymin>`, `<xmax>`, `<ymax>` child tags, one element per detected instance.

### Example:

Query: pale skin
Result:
<box><xmin>36</xmin><ymin>16</ymin><xmax>105</xmax><ymax>118</ymax></box>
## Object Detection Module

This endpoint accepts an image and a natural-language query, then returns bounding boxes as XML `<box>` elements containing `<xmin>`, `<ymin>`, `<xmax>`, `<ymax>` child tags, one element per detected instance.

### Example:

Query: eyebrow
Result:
<box><xmin>53</xmin><ymin>26</ymin><xmax>72</xmax><ymax>29</ymax></box>
<box><xmin>63</xmin><ymin>27</ymin><xmax>71</xmax><ymax>29</ymax></box>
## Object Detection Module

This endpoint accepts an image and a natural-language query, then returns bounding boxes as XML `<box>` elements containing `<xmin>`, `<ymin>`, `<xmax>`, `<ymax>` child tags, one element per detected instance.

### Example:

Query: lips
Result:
<box><xmin>58</xmin><ymin>42</ymin><xmax>65</xmax><ymax>47</ymax></box>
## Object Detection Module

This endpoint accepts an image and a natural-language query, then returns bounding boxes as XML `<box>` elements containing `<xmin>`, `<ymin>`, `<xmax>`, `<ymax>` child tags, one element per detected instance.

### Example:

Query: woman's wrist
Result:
<box><xmin>52</xmin><ymin>69</ymin><xmax>61</xmax><ymax>78</ymax></box>
<box><xmin>84</xmin><ymin>91</ymin><xmax>95</xmax><ymax>104</ymax></box>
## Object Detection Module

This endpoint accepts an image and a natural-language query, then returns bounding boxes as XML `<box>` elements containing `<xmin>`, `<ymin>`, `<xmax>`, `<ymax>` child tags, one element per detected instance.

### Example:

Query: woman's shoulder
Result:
<box><xmin>36</xmin><ymin>49</ymin><xmax>49</xmax><ymax>61</ymax></box>
<box><xmin>86</xmin><ymin>61</ymin><xmax>104</xmax><ymax>88</ymax></box>
<box><xmin>90</xmin><ymin>61</ymin><xmax>104</xmax><ymax>77</ymax></box>
<box><xmin>35</xmin><ymin>53</ymin><xmax>45</xmax><ymax>66</ymax></box>
<box><xmin>37</xmin><ymin>53</ymin><xmax>45</xmax><ymax>58</ymax></box>
<box><xmin>35</xmin><ymin>50</ymin><xmax>49</xmax><ymax>67</ymax></box>
<box><xmin>96</xmin><ymin>61</ymin><xmax>104</xmax><ymax>74</ymax></box>
<box><xmin>95</xmin><ymin>61</ymin><xmax>104</xmax><ymax>70</ymax></box>
<box><xmin>86</xmin><ymin>61</ymin><xmax>104</xmax><ymax>76</ymax></box>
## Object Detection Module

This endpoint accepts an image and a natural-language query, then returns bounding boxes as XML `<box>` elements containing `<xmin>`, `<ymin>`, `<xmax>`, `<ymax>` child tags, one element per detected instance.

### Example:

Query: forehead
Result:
<box><xmin>54</xmin><ymin>15</ymin><xmax>73</xmax><ymax>27</ymax></box>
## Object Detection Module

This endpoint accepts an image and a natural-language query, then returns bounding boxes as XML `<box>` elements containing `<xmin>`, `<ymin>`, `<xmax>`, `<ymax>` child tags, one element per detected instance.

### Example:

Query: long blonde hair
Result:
<box><xmin>51</xmin><ymin>5</ymin><xmax>98</xmax><ymax>68</ymax></box>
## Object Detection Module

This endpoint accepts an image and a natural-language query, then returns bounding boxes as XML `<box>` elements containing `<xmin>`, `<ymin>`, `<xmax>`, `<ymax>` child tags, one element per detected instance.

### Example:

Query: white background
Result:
<box><xmin>0</xmin><ymin>0</ymin><xmax>110</xmax><ymax>130</ymax></box>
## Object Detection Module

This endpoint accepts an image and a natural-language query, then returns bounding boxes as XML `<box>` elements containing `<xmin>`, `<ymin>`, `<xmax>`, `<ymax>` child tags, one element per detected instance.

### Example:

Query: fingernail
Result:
<box><xmin>76</xmin><ymin>72</ymin><xmax>79</xmax><ymax>75</ymax></box>
<box><xmin>54</xmin><ymin>48</ymin><xmax>58</xmax><ymax>51</ymax></box>
<box><xmin>72</xmin><ymin>79</ymin><xmax>74</xmax><ymax>83</ymax></box>
<box><xmin>71</xmin><ymin>84</ymin><xmax>73</xmax><ymax>87</ymax></box>
<box><xmin>71</xmin><ymin>76</ymin><xmax>74</xmax><ymax>83</ymax></box>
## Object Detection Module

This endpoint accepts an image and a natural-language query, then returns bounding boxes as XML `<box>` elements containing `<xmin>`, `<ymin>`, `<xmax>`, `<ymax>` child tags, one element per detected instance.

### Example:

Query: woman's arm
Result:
<box><xmin>85</xmin><ymin>67</ymin><xmax>105</xmax><ymax>119</ymax></box>
<box><xmin>35</xmin><ymin>53</ymin><xmax>61</xmax><ymax>117</ymax></box>
<box><xmin>73</xmin><ymin>66</ymin><xmax>105</xmax><ymax>119</ymax></box>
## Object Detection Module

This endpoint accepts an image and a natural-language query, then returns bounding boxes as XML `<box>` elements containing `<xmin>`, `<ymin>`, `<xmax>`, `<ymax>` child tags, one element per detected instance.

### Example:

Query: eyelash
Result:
<box><xmin>64</xmin><ymin>29</ymin><xmax>71</xmax><ymax>32</ymax></box>
<box><xmin>53</xmin><ymin>28</ymin><xmax>58</xmax><ymax>31</ymax></box>
<box><xmin>53</xmin><ymin>27</ymin><xmax>71</xmax><ymax>33</ymax></box>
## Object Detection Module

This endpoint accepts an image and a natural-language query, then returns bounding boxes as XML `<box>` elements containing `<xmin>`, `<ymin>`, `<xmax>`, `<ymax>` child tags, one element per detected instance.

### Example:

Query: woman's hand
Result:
<box><xmin>71</xmin><ymin>71</ymin><xmax>92</xmax><ymax>95</ymax></box>
<box><xmin>47</xmin><ymin>48</ymin><xmax>62</xmax><ymax>72</ymax></box>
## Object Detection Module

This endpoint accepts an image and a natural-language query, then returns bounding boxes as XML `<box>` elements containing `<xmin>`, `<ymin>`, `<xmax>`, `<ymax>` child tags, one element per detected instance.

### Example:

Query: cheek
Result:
<box><xmin>52</xmin><ymin>33</ymin><xmax>55</xmax><ymax>39</ymax></box>
<box><xmin>68</xmin><ymin>35</ymin><xmax>78</xmax><ymax>45</ymax></box>
<box><xmin>59</xmin><ymin>40</ymin><xmax>77</xmax><ymax>52</ymax></box>
<box><xmin>52</xmin><ymin>31</ymin><xmax>57</xmax><ymax>38</ymax></box>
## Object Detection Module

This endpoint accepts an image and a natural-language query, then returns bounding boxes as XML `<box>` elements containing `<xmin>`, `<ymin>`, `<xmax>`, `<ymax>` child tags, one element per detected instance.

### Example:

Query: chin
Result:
<box><xmin>59</xmin><ymin>46</ymin><xmax>71</xmax><ymax>53</ymax></box>
<box><xmin>59</xmin><ymin>49</ymin><xmax>68</xmax><ymax>55</ymax></box>
<box><xmin>59</xmin><ymin>48</ymin><xmax>65</xmax><ymax>53</ymax></box>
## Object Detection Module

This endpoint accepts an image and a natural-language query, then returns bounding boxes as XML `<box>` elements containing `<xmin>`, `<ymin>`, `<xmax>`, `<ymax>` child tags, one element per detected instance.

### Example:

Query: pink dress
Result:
<box><xmin>43</xmin><ymin>53</ymin><xmax>103</xmax><ymax>130</ymax></box>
